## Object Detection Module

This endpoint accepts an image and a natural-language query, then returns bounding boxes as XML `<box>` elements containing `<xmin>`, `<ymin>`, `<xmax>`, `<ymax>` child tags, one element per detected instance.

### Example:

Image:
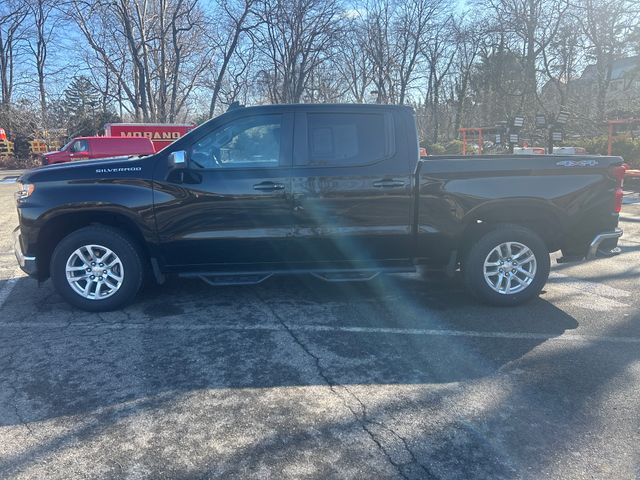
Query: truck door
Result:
<box><xmin>153</xmin><ymin>110</ymin><xmax>294</xmax><ymax>268</ymax></box>
<box><xmin>288</xmin><ymin>108</ymin><xmax>414</xmax><ymax>265</ymax></box>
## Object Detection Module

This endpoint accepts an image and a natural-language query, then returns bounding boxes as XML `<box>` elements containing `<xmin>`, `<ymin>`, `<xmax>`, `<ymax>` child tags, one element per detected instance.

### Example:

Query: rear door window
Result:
<box><xmin>300</xmin><ymin>112</ymin><xmax>392</xmax><ymax>167</ymax></box>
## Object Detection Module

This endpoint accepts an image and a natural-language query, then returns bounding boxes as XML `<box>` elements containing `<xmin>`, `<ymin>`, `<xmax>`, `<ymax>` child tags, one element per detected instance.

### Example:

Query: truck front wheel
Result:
<box><xmin>464</xmin><ymin>225</ymin><xmax>550</xmax><ymax>306</ymax></box>
<box><xmin>50</xmin><ymin>226</ymin><xmax>143</xmax><ymax>311</ymax></box>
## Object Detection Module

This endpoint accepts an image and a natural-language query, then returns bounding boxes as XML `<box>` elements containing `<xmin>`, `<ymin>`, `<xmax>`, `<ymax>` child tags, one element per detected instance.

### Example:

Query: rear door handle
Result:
<box><xmin>373</xmin><ymin>179</ymin><xmax>405</xmax><ymax>188</ymax></box>
<box><xmin>253</xmin><ymin>181</ymin><xmax>285</xmax><ymax>191</ymax></box>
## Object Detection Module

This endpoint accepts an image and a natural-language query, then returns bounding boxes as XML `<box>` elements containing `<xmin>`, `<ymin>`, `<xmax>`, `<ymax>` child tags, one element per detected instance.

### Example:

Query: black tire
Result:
<box><xmin>50</xmin><ymin>226</ymin><xmax>144</xmax><ymax>311</ymax></box>
<box><xmin>463</xmin><ymin>225</ymin><xmax>550</xmax><ymax>306</ymax></box>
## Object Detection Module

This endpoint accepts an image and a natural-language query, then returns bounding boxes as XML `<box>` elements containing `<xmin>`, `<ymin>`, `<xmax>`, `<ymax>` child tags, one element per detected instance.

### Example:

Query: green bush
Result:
<box><xmin>421</xmin><ymin>140</ymin><xmax>464</xmax><ymax>155</ymax></box>
<box><xmin>444</xmin><ymin>140</ymin><xmax>464</xmax><ymax>154</ymax></box>
<box><xmin>424</xmin><ymin>143</ymin><xmax>446</xmax><ymax>155</ymax></box>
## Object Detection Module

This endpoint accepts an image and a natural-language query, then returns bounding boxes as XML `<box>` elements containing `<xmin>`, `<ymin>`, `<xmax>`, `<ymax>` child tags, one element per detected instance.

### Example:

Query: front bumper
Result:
<box><xmin>586</xmin><ymin>228</ymin><xmax>623</xmax><ymax>259</ymax></box>
<box><xmin>13</xmin><ymin>227</ymin><xmax>37</xmax><ymax>276</ymax></box>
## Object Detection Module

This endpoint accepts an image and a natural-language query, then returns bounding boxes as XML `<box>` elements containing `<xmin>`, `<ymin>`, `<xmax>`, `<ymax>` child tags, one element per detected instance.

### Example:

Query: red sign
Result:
<box><xmin>104</xmin><ymin>123</ymin><xmax>195</xmax><ymax>151</ymax></box>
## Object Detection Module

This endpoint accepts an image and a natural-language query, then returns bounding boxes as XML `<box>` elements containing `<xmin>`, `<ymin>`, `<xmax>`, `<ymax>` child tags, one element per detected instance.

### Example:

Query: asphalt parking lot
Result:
<box><xmin>0</xmin><ymin>178</ymin><xmax>639</xmax><ymax>480</ymax></box>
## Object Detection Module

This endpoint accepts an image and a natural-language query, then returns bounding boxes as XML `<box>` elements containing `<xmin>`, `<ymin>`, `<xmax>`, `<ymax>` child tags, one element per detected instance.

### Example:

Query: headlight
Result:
<box><xmin>16</xmin><ymin>182</ymin><xmax>35</xmax><ymax>200</ymax></box>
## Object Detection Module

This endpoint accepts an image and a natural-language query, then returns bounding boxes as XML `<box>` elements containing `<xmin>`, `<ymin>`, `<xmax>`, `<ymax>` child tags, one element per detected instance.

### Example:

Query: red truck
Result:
<box><xmin>42</xmin><ymin>137</ymin><xmax>155</xmax><ymax>165</ymax></box>
<box><xmin>104</xmin><ymin>123</ymin><xmax>195</xmax><ymax>151</ymax></box>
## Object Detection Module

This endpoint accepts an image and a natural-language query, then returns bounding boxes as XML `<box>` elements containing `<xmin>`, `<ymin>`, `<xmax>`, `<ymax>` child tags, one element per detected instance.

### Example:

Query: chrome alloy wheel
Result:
<box><xmin>483</xmin><ymin>241</ymin><xmax>537</xmax><ymax>295</ymax></box>
<box><xmin>65</xmin><ymin>245</ymin><xmax>124</xmax><ymax>300</ymax></box>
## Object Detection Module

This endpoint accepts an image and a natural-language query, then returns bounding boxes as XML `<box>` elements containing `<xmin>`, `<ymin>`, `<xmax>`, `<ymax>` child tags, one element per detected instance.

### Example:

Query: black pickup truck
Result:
<box><xmin>13</xmin><ymin>104</ymin><xmax>624</xmax><ymax>311</ymax></box>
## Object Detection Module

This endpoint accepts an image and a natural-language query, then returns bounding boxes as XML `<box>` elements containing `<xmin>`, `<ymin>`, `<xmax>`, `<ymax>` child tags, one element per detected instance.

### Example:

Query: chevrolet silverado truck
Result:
<box><xmin>13</xmin><ymin>104</ymin><xmax>624</xmax><ymax>311</ymax></box>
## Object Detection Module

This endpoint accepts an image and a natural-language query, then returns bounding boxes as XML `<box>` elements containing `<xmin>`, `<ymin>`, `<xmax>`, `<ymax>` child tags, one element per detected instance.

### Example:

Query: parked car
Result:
<box><xmin>552</xmin><ymin>146</ymin><xmax>587</xmax><ymax>155</ymax></box>
<box><xmin>42</xmin><ymin>136</ymin><xmax>156</xmax><ymax>165</ymax></box>
<box><xmin>14</xmin><ymin>104</ymin><xmax>624</xmax><ymax>311</ymax></box>
<box><xmin>514</xmin><ymin>147</ymin><xmax>546</xmax><ymax>155</ymax></box>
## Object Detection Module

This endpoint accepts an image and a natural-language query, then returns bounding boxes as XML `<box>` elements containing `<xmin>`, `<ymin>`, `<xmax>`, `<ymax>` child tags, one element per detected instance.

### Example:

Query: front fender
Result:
<box><xmin>17</xmin><ymin>180</ymin><xmax>157</xmax><ymax>279</ymax></box>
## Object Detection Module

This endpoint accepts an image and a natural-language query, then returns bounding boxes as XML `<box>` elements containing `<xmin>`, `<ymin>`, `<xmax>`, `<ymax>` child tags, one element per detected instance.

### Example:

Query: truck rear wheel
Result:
<box><xmin>464</xmin><ymin>225</ymin><xmax>550</xmax><ymax>306</ymax></box>
<box><xmin>50</xmin><ymin>226</ymin><xmax>143</xmax><ymax>311</ymax></box>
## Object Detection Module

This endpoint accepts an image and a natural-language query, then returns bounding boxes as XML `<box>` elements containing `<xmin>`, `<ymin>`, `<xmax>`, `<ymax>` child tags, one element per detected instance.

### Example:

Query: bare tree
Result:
<box><xmin>539</xmin><ymin>14</ymin><xmax>582</xmax><ymax>115</ymax></box>
<box><xmin>468</xmin><ymin>32</ymin><xmax>527</xmax><ymax>128</ymax></box>
<box><xmin>69</xmin><ymin>1</ymin><xmax>140</xmax><ymax>118</ymax></box>
<box><xmin>207</xmin><ymin>0</ymin><xmax>259</xmax><ymax>117</ymax></box>
<box><xmin>218</xmin><ymin>40</ymin><xmax>255</xmax><ymax>107</ymax></box>
<box><xmin>256</xmin><ymin>0</ymin><xmax>343</xmax><ymax>103</ymax></box>
<box><xmin>481</xmin><ymin>0</ymin><xmax>569</xmax><ymax>115</ymax></box>
<box><xmin>451</xmin><ymin>17</ymin><xmax>484</xmax><ymax>136</ymax></box>
<box><xmin>0</xmin><ymin>0</ymin><xmax>636</xmax><ymax>143</ymax></box>
<box><xmin>334</xmin><ymin>18</ymin><xmax>371</xmax><ymax>103</ymax></box>
<box><xmin>0</xmin><ymin>0</ymin><xmax>27</xmax><ymax>106</ymax></box>
<box><xmin>395</xmin><ymin>0</ymin><xmax>444</xmax><ymax>104</ymax></box>
<box><xmin>26</xmin><ymin>0</ymin><xmax>58</xmax><ymax>125</ymax></box>
<box><xmin>424</xmin><ymin>16</ymin><xmax>456</xmax><ymax>142</ymax></box>
<box><xmin>363</xmin><ymin>0</ymin><xmax>394</xmax><ymax>103</ymax></box>
<box><xmin>361</xmin><ymin>0</ymin><xmax>447</xmax><ymax>105</ymax></box>
<box><xmin>576</xmin><ymin>0</ymin><xmax>639</xmax><ymax>121</ymax></box>
<box><xmin>70</xmin><ymin>0</ymin><xmax>210</xmax><ymax>122</ymax></box>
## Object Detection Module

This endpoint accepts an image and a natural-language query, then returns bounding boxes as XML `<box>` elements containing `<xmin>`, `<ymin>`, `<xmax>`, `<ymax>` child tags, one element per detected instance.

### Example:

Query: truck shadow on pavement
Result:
<box><xmin>0</xmin><ymin>273</ymin><xmax>595</xmax><ymax>479</ymax></box>
<box><xmin>1</xmin><ymin>273</ymin><xmax>578</xmax><ymax>403</ymax></box>
<box><xmin>181</xmin><ymin>315</ymin><xmax>640</xmax><ymax>480</ymax></box>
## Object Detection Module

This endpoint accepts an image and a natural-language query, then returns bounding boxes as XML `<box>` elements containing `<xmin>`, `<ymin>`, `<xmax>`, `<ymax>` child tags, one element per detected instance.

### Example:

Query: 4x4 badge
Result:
<box><xmin>556</xmin><ymin>159</ymin><xmax>599</xmax><ymax>167</ymax></box>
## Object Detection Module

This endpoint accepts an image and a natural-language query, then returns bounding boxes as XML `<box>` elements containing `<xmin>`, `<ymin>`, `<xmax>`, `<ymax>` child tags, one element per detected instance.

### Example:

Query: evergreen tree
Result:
<box><xmin>61</xmin><ymin>76</ymin><xmax>119</xmax><ymax>137</ymax></box>
<box><xmin>63</xmin><ymin>76</ymin><xmax>101</xmax><ymax>119</ymax></box>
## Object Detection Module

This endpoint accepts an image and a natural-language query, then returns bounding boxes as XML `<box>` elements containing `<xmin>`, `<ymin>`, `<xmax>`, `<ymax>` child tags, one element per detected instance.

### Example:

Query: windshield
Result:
<box><xmin>60</xmin><ymin>139</ymin><xmax>74</xmax><ymax>152</ymax></box>
<box><xmin>161</xmin><ymin>119</ymin><xmax>216</xmax><ymax>153</ymax></box>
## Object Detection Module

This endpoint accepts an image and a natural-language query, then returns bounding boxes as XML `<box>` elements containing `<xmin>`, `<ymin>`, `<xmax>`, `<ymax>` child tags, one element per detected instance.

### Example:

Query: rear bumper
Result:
<box><xmin>586</xmin><ymin>228</ymin><xmax>623</xmax><ymax>259</ymax></box>
<box><xmin>13</xmin><ymin>227</ymin><xmax>37</xmax><ymax>276</ymax></box>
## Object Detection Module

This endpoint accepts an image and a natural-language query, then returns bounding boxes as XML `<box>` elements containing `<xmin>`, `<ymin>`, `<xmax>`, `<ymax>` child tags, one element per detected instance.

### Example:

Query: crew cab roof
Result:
<box><xmin>216</xmin><ymin>103</ymin><xmax>415</xmax><ymax>114</ymax></box>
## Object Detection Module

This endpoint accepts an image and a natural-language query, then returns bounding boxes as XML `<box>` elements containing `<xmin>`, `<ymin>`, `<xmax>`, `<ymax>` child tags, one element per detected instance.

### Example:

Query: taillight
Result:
<box><xmin>610</xmin><ymin>165</ymin><xmax>626</xmax><ymax>213</ymax></box>
<box><xmin>614</xmin><ymin>188</ymin><xmax>623</xmax><ymax>213</ymax></box>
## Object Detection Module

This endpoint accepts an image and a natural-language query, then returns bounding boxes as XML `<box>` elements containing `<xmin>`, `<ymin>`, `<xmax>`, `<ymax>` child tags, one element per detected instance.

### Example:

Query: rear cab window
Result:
<box><xmin>297</xmin><ymin>111</ymin><xmax>395</xmax><ymax>167</ymax></box>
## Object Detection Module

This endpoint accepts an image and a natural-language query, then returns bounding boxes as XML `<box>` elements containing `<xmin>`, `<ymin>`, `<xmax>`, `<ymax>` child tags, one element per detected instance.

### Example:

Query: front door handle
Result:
<box><xmin>373</xmin><ymin>179</ymin><xmax>405</xmax><ymax>188</ymax></box>
<box><xmin>253</xmin><ymin>181</ymin><xmax>285</xmax><ymax>191</ymax></box>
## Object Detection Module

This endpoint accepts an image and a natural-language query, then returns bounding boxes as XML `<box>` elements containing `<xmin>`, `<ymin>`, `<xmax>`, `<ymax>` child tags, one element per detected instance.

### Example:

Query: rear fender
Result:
<box><xmin>461</xmin><ymin>199</ymin><xmax>566</xmax><ymax>253</ymax></box>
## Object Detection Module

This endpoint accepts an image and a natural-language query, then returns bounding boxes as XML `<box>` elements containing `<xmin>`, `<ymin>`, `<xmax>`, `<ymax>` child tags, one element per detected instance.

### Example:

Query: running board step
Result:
<box><xmin>180</xmin><ymin>265</ymin><xmax>417</xmax><ymax>286</ymax></box>
<box><xmin>310</xmin><ymin>271</ymin><xmax>380</xmax><ymax>282</ymax></box>
<box><xmin>198</xmin><ymin>274</ymin><xmax>273</xmax><ymax>286</ymax></box>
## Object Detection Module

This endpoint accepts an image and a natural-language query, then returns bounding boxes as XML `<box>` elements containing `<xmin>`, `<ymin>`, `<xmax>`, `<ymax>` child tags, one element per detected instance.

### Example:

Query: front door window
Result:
<box><xmin>71</xmin><ymin>139</ymin><xmax>89</xmax><ymax>153</ymax></box>
<box><xmin>190</xmin><ymin>114</ymin><xmax>282</xmax><ymax>169</ymax></box>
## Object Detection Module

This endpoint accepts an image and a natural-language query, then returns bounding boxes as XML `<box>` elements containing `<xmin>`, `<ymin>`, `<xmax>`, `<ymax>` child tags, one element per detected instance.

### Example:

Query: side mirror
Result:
<box><xmin>168</xmin><ymin>150</ymin><xmax>188</xmax><ymax>169</ymax></box>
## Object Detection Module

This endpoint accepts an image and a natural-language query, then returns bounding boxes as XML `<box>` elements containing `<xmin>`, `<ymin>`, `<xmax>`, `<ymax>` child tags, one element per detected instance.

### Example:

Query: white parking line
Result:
<box><xmin>549</xmin><ymin>272</ymin><xmax>630</xmax><ymax>298</ymax></box>
<box><xmin>547</xmin><ymin>272</ymin><xmax>631</xmax><ymax>310</ymax></box>
<box><xmin>623</xmin><ymin>193</ymin><xmax>640</xmax><ymax>205</ymax></box>
<box><xmin>0</xmin><ymin>320</ymin><xmax>639</xmax><ymax>345</ymax></box>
